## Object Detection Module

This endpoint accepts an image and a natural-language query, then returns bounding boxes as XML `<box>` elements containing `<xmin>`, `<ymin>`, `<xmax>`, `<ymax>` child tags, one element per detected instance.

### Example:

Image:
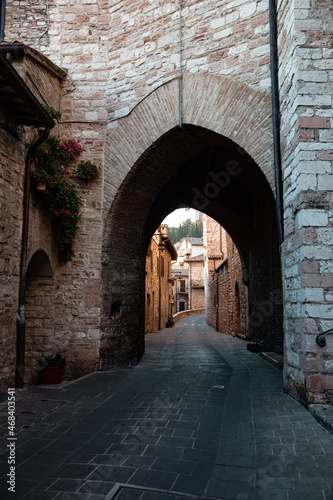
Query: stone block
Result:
<box><xmin>240</xmin><ymin>2</ymin><xmax>257</xmax><ymax>19</ymax></box>
<box><xmin>301</xmin><ymin>274</ymin><xmax>322</xmax><ymax>288</ymax></box>
<box><xmin>319</xmin><ymin>129</ymin><xmax>333</xmax><ymax>142</ymax></box>
<box><xmin>299</xmin><ymin>117</ymin><xmax>330</xmax><ymax>128</ymax></box>
<box><xmin>318</xmin><ymin>175</ymin><xmax>333</xmax><ymax>191</ymax></box>
<box><xmin>299</xmin><ymin>160</ymin><xmax>331</xmax><ymax>174</ymax></box>
<box><xmin>308</xmin><ymin>375</ymin><xmax>333</xmax><ymax>390</ymax></box>
<box><xmin>296</xmin><ymin>209</ymin><xmax>328</xmax><ymax>228</ymax></box>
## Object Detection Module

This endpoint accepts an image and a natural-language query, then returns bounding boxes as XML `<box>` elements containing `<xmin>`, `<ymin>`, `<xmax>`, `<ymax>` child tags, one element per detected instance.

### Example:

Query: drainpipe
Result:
<box><xmin>16</xmin><ymin>127</ymin><xmax>51</xmax><ymax>388</ymax></box>
<box><xmin>269</xmin><ymin>0</ymin><xmax>284</xmax><ymax>246</ymax></box>
<box><xmin>178</xmin><ymin>0</ymin><xmax>183</xmax><ymax>128</ymax></box>
<box><xmin>216</xmin><ymin>268</ymin><xmax>219</xmax><ymax>332</ymax></box>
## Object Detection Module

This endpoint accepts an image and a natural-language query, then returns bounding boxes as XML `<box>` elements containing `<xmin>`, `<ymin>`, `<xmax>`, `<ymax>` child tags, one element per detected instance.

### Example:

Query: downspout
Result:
<box><xmin>269</xmin><ymin>0</ymin><xmax>284</xmax><ymax>246</ymax></box>
<box><xmin>16</xmin><ymin>127</ymin><xmax>51</xmax><ymax>388</ymax></box>
<box><xmin>179</xmin><ymin>0</ymin><xmax>183</xmax><ymax>128</ymax></box>
<box><xmin>216</xmin><ymin>268</ymin><xmax>219</xmax><ymax>332</ymax></box>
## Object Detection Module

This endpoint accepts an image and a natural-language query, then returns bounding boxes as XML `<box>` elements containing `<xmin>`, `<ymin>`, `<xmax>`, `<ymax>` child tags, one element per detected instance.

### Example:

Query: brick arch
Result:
<box><xmin>103</xmin><ymin>73</ymin><xmax>274</xmax><ymax>219</ymax></box>
<box><xmin>101</xmin><ymin>74</ymin><xmax>280</xmax><ymax>368</ymax></box>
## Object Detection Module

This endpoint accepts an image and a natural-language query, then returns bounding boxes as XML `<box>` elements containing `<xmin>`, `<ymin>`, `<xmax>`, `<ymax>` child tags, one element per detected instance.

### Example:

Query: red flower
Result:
<box><xmin>53</xmin><ymin>210</ymin><xmax>58</xmax><ymax>215</ymax></box>
<box><xmin>64</xmin><ymin>210</ymin><xmax>70</xmax><ymax>215</ymax></box>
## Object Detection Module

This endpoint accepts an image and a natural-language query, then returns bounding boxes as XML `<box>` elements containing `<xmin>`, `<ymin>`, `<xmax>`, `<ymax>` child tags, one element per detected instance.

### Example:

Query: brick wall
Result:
<box><xmin>279</xmin><ymin>0</ymin><xmax>333</xmax><ymax>404</ymax></box>
<box><xmin>0</xmin><ymin>47</ymin><xmax>103</xmax><ymax>390</ymax></box>
<box><xmin>4</xmin><ymin>0</ymin><xmax>272</xmax><ymax>122</ymax></box>
<box><xmin>0</xmin><ymin>116</ymin><xmax>25</xmax><ymax>393</ymax></box>
<box><xmin>145</xmin><ymin>228</ymin><xmax>174</xmax><ymax>333</ymax></box>
<box><xmin>206</xmin><ymin>230</ymin><xmax>247</xmax><ymax>339</ymax></box>
<box><xmin>188</xmin><ymin>259</ymin><xmax>205</xmax><ymax>310</ymax></box>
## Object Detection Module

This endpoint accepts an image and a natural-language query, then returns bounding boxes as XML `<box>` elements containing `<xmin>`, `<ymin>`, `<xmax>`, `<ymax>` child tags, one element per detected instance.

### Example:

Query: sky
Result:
<box><xmin>162</xmin><ymin>208</ymin><xmax>198</xmax><ymax>227</ymax></box>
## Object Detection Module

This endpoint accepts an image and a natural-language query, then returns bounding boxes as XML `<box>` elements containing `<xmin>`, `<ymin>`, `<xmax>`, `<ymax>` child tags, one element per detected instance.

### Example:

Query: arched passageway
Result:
<box><xmin>101</xmin><ymin>124</ymin><xmax>283</xmax><ymax>368</ymax></box>
<box><xmin>25</xmin><ymin>249</ymin><xmax>55</xmax><ymax>383</ymax></box>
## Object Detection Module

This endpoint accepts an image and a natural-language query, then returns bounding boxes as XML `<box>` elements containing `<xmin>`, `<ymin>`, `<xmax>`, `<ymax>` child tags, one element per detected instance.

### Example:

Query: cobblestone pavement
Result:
<box><xmin>1</xmin><ymin>315</ymin><xmax>333</xmax><ymax>500</ymax></box>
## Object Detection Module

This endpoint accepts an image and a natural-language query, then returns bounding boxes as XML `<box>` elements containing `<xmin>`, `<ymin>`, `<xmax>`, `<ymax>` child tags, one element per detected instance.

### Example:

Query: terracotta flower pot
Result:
<box><xmin>36</xmin><ymin>181</ymin><xmax>47</xmax><ymax>191</ymax></box>
<box><xmin>41</xmin><ymin>366</ymin><xmax>62</xmax><ymax>384</ymax></box>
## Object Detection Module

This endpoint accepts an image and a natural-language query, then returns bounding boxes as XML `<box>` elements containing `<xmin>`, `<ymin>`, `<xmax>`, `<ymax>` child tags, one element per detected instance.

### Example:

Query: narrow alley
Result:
<box><xmin>1</xmin><ymin>315</ymin><xmax>333</xmax><ymax>500</ymax></box>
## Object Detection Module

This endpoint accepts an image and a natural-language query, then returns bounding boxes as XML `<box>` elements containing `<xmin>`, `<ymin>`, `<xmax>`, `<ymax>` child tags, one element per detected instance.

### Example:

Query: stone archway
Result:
<box><xmin>101</xmin><ymin>74</ymin><xmax>281</xmax><ymax>368</ymax></box>
<box><xmin>103</xmin><ymin>73</ymin><xmax>275</xmax><ymax>220</ymax></box>
<box><xmin>25</xmin><ymin>249</ymin><xmax>54</xmax><ymax>384</ymax></box>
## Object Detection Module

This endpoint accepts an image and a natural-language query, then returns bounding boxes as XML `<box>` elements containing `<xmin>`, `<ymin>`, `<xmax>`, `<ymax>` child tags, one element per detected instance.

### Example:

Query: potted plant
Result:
<box><xmin>75</xmin><ymin>160</ymin><xmax>99</xmax><ymax>182</ymax></box>
<box><xmin>39</xmin><ymin>352</ymin><xmax>66</xmax><ymax>384</ymax></box>
<box><xmin>166</xmin><ymin>316</ymin><xmax>174</xmax><ymax>328</ymax></box>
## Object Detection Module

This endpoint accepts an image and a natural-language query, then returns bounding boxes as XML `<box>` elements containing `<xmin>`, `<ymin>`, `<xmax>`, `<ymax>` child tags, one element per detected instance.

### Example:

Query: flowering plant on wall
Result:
<box><xmin>61</xmin><ymin>140</ymin><xmax>83</xmax><ymax>161</ymax></box>
<box><xmin>75</xmin><ymin>160</ymin><xmax>99</xmax><ymax>182</ymax></box>
<box><xmin>31</xmin><ymin>135</ymin><xmax>82</xmax><ymax>243</ymax></box>
<box><xmin>31</xmin><ymin>107</ymin><xmax>100</xmax><ymax>260</ymax></box>
<box><xmin>51</xmin><ymin>177</ymin><xmax>80</xmax><ymax>241</ymax></box>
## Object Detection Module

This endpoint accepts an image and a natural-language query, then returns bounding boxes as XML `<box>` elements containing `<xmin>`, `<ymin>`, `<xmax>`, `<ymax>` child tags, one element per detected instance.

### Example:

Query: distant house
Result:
<box><xmin>145</xmin><ymin>225</ymin><xmax>177</xmax><ymax>333</ymax></box>
<box><xmin>172</xmin><ymin>237</ymin><xmax>204</xmax><ymax>312</ymax></box>
<box><xmin>185</xmin><ymin>253</ymin><xmax>205</xmax><ymax>310</ymax></box>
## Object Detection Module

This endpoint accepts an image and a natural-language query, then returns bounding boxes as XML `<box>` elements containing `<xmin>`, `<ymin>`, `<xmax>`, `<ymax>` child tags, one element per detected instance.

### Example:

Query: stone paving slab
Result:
<box><xmin>0</xmin><ymin>314</ymin><xmax>333</xmax><ymax>500</ymax></box>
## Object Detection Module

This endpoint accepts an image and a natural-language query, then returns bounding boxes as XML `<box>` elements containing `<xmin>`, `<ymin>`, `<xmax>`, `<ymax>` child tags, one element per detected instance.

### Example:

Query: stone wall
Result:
<box><xmin>279</xmin><ymin>0</ymin><xmax>333</xmax><ymax>405</ymax></box>
<box><xmin>173</xmin><ymin>308</ymin><xmax>205</xmax><ymax>323</ymax></box>
<box><xmin>0</xmin><ymin>116</ymin><xmax>25</xmax><ymax>393</ymax></box>
<box><xmin>0</xmin><ymin>46</ymin><xmax>102</xmax><ymax>390</ymax></box>
<box><xmin>4</xmin><ymin>0</ymin><xmax>272</xmax><ymax>121</ymax></box>
<box><xmin>145</xmin><ymin>228</ymin><xmax>174</xmax><ymax>333</ymax></box>
<box><xmin>187</xmin><ymin>258</ymin><xmax>205</xmax><ymax>310</ymax></box>
<box><xmin>206</xmin><ymin>232</ymin><xmax>247</xmax><ymax>339</ymax></box>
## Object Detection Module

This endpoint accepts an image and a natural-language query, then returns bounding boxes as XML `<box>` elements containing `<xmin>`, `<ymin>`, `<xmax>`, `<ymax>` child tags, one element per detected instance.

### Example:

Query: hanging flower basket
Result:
<box><xmin>75</xmin><ymin>160</ymin><xmax>99</xmax><ymax>183</ymax></box>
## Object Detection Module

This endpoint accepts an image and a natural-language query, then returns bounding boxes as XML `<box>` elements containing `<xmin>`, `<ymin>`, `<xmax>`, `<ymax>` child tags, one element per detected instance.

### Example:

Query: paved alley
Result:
<box><xmin>1</xmin><ymin>315</ymin><xmax>333</xmax><ymax>500</ymax></box>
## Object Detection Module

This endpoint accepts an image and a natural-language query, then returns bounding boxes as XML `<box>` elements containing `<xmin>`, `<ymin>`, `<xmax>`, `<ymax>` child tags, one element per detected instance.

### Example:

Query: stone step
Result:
<box><xmin>260</xmin><ymin>351</ymin><xmax>283</xmax><ymax>369</ymax></box>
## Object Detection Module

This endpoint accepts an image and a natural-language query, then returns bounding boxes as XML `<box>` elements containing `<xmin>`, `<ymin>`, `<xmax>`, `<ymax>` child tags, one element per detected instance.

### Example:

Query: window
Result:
<box><xmin>0</xmin><ymin>1</ymin><xmax>5</xmax><ymax>40</ymax></box>
<box><xmin>180</xmin><ymin>280</ymin><xmax>186</xmax><ymax>292</ymax></box>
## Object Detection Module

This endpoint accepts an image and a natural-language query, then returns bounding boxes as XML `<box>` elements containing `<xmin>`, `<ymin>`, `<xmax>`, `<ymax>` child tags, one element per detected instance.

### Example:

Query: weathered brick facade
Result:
<box><xmin>186</xmin><ymin>254</ymin><xmax>205</xmax><ymax>310</ymax></box>
<box><xmin>145</xmin><ymin>225</ymin><xmax>176</xmax><ymax>333</ymax></box>
<box><xmin>278</xmin><ymin>0</ymin><xmax>333</xmax><ymax>405</ymax></box>
<box><xmin>0</xmin><ymin>115</ymin><xmax>24</xmax><ymax>391</ymax></box>
<box><xmin>0</xmin><ymin>0</ymin><xmax>332</xmax><ymax>406</ymax></box>
<box><xmin>204</xmin><ymin>214</ymin><xmax>247</xmax><ymax>339</ymax></box>
<box><xmin>205</xmin><ymin>226</ymin><xmax>248</xmax><ymax>340</ymax></box>
<box><xmin>172</xmin><ymin>237</ymin><xmax>205</xmax><ymax>312</ymax></box>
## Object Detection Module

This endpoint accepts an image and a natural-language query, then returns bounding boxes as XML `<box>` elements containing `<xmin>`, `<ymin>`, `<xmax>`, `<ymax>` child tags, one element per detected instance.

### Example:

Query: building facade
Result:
<box><xmin>0</xmin><ymin>0</ymin><xmax>332</xmax><ymax>406</ymax></box>
<box><xmin>145</xmin><ymin>224</ymin><xmax>177</xmax><ymax>333</ymax></box>
<box><xmin>172</xmin><ymin>237</ymin><xmax>205</xmax><ymax>312</ymax></box>
<box><xmin>203</xmin><ymin>215</ymin><xmax>248</xmax><ymax>340</ymax></box>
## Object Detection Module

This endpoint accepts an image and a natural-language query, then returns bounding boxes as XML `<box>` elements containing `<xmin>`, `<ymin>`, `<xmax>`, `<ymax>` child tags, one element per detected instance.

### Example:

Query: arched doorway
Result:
<box><xmin>25</xmin><ymin>249</ymin><xmax>54</xmax><ymax>383</ymax></box>
<box><xmin>101</xmin><ymin>124</ymin><xmax>283</xmax><ymax>367</ymax></box>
